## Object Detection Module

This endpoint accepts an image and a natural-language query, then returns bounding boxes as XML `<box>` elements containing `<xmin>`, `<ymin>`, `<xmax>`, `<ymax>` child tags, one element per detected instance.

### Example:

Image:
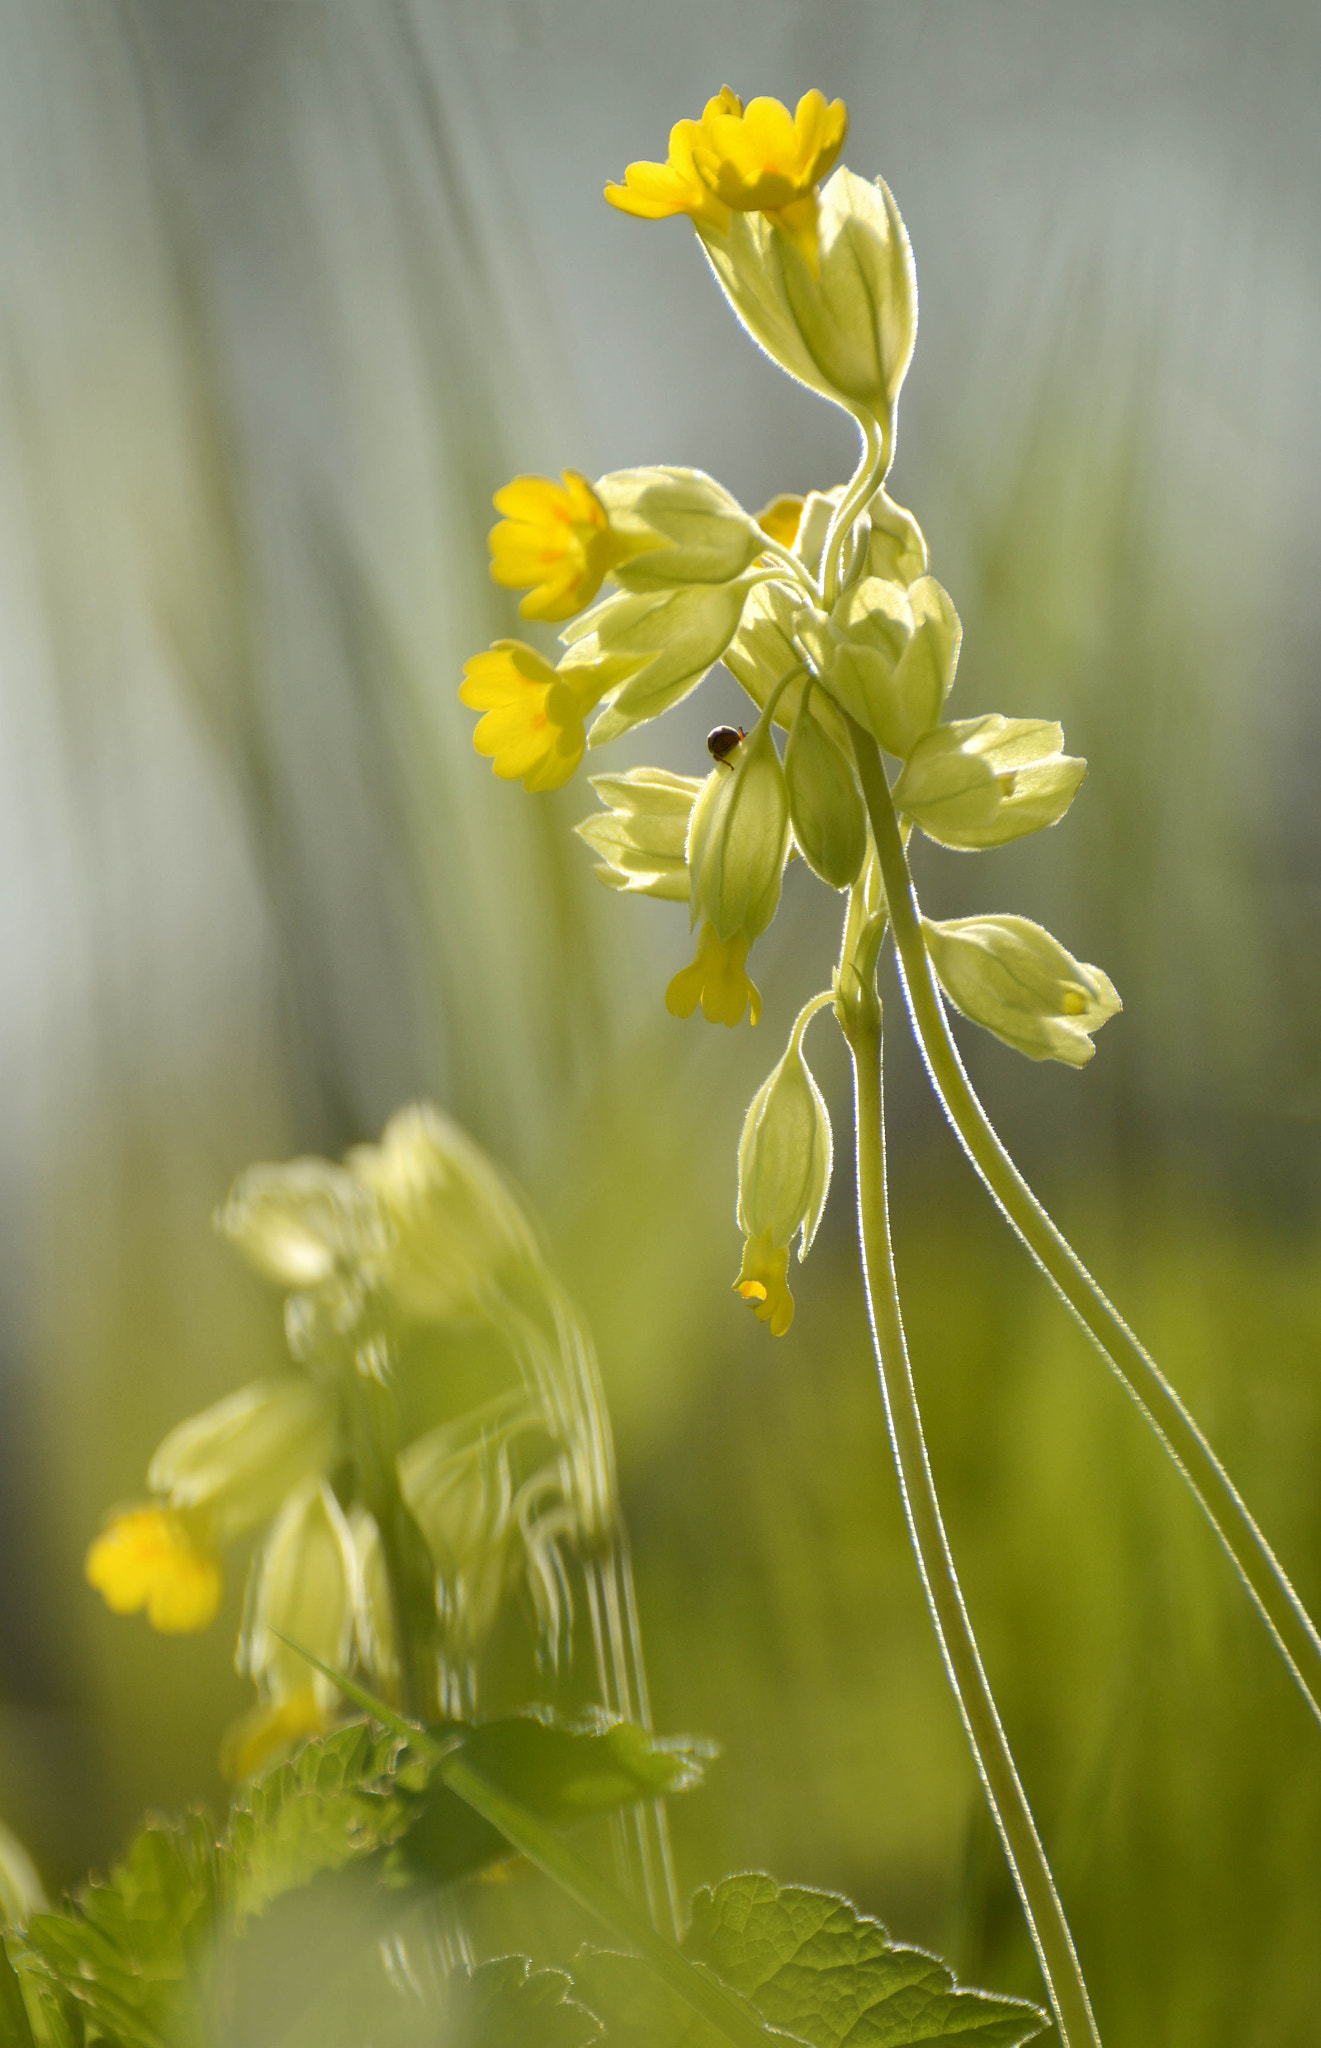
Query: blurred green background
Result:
<box><xmin>2</xmin><ymin>2</ymin><xmax>1320</xmax><ymax>2041</ymax></box>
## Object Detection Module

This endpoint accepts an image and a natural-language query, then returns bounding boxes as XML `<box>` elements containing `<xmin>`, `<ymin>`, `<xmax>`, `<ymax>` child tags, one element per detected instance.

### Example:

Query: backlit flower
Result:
<box><xmin>665</xmin><ymin>921</ymin><xmax>762</xmax><ymax>1028</ymax></box>
<box><xmin>604</xmin><ymin>88</ymin><xmax>742</xmax><ymax>233</ymax></box>
<box><xmin>220</xmin><ymin>1683</ymin><xmax>331</xmax><ymax>1782</ymax></box>
<box><xmin>734</xmin><ymin>1228</ymin><xmax>795</xmax><ymax>1336</ymax></box>
<box><xmin>693</xmin><ymin>90</ymin><xmax>848</xmax><ymax>273</ymax></box>
<box><xmin>460</xmin><ymin>640</ymin><xmax>621</xmax><ymax>793</ymax></box>
<box><xmin>85</xmin><ymin>1506</ymin><xmax>222</xmax><ymax>1633</ymax></box>
<box><xmin>489</xmin><ymin>470</ymin><xmax>615</xmax><ymax>623</ymax></box>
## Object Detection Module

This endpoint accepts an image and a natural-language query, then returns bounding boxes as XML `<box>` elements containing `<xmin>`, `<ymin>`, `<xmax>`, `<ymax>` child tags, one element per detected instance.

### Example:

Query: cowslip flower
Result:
<box><xmin>489</xmin><ymin>470</ymin><xmax>616</xmax><ymax>623</ymax></box>
<box><xmin>693</xmin><ymin>90</ymin><xmax>848</xmax><ymax>274</ymax></box>
<box><xmin>666</xmin><ymin>922</ymin><xmax>762</xmax><ymax>1028</ymax></box>
<box><xmin>732</xmin><ymin>995</ymin><xmax>833</xmax><ymax>1336</ymax></box>
<box><xmin>460</xmin><ymin>640</ymin><xmax>628</xmax><ymax>793</ymax></box>
<box><xmin>85</xmin><ymin>1506</ymin><xmax>222</xmax><ymax>1633</ymax></box>
<box><xmin>734</xmin><ymin>1229</ymin><xmax>795</xmax><ymax>1337</ymax></box>
<box><xmin>604</xmin><ymin>88</ymin><xmax>741</xmax><ymax>233</ymax></box>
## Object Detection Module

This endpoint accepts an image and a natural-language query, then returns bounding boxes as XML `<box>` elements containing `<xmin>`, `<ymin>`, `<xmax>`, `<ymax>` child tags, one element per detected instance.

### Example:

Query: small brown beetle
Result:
<box><xmin>706</xmin><ymin>724</ymin><xmax>747</xmax><ymax>769</ymax></box>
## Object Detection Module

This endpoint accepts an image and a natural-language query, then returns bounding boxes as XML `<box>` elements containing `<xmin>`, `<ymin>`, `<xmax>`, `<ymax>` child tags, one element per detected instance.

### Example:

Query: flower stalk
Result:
<box><xmin>837</xmin><ymin>964</ymin><xmax>1101</xmax><ymax>2048</ymax></box>
<box><xmin>847</xmin><ymin>712</ymin><xmax>1321</xmax><ymax>1726</ymax></box>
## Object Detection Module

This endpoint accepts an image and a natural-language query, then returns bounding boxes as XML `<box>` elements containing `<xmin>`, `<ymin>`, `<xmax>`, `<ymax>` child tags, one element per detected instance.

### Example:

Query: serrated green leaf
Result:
<box><xmin>570</xmin><ymin>1947</ymin><xmax>750</xmax><ymax>2048</ymax></box>
<box><xmin>686</xmin><ymin>1877</ymin><xmax>1047</xmax><ymax>2048</ymax></box>
<box><xmin>449</xmin><ymin>1956</ymin><xmax>604</xmax><ymax>2048</ymax></box>
<box><xmin>222</xmin><ymin>1720</ymin><xmax>409</xmax><ymax>1925</ymax></box>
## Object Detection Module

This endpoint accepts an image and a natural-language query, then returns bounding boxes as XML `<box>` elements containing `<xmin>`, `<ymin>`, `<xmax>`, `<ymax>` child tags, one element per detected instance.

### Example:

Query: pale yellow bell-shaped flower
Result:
<box><xmin>894</xmin><ymin>716</ymin><xmax>1087</xmax><ymax>850</ymax></box>
<box><xmin>784</xmin><ymin>687</ymin><xmax>867</xmax><ymax>889</ymax></box>
<box><xmin>562</xmin><ymin>577</ymin><xmax>756</xmax><ymax>747</ymax></box>
<box><xmin>575</xmin><ymin>766</ymin><xmax>703</xmax><ymax>902</ymax></box>
<box><xmin>811</xmin><ymin>573</ymin><xmax>962</xmax><ymax>759</ymax></box>
<box><xmin>237</xmin><ymin>1478</ymin><xmax>360</xmax><ymax>1715</ymax></box>
<box><xmin>733</xmin><ymin>996</ymin><xmax>834</xmax><ymax>1334</ymax></box>
<box><xmin>594</xmin><ymin>466</ymin><xmax>764</xmax><ymax>591</ymax></box>
<box><xmin>146</xmin><ymin>1377</ymin><xmax>339</xmax><ymax>1543</ymax></box>
<box><xmin>923</xmin><ymin>914</ymin><xmax>1121</xmax><ymax>1067</ymax></box>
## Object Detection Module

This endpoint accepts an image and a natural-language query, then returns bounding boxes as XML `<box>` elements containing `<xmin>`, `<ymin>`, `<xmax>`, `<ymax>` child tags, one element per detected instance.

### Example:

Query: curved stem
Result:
<box><xmin>848</xmin><ymin>716</ymin><xmax>1321</xmax><ymax>1725</ymax></box>
<box><xmin>823</xmin><ymin>414</ymin><xmax>888</xmax><ymax>609</ymax></box>
<box><xmin>840</xmin><ymin>993</ymin><xmax>1100</xmax><ymax>2047</ymax></box>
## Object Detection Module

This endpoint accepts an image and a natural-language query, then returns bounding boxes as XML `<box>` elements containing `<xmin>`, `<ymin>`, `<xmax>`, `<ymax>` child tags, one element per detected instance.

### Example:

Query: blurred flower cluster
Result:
<box><xmin>87</xmin><ymin>1107</ymin><xmax>627</xmax><ymax>1773</ymax></box>
<box><xmin>460</xmin><ymin>87</ymin><xmax>1121</xmax><ymax>1336</ymax></box>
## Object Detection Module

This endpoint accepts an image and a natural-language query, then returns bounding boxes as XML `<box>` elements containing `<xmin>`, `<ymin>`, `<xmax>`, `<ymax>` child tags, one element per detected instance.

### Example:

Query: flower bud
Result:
<box><xmin>561</xmin><ymin>578</ymin><xmax>753</xmax><ymax>745</ymax></box>
<box><xmin>238</xmin><ymin>1478</ymin><xmax>360</xmax><ymax>1712</ymax></box>
<box><xmin>348</xmin><ymin>1104</ymin><xmax>536</xmax><ymax>1324</ymax></box>
<box><xmin>700</xmin><ymin>169</ymin><xmax>917</xmax><ymax>423</ymax></box>
<box><xmin>687</xmin><ymin>717</ymin><xmax>791</xmax><ymax>945</ymax></box>
<box><xmin>734</xmin><ymin>1003</ymin><xmax>834</xmax><ymax>1335</ymax></box>
<box><xmin>894</xmin><ymin>716</ymin><xmax>1086</xmax><ymax>850</ymax></box>
<box><xmin>147</xmin><ymin>1378</ymin><xmax>340</xmax><ymax>1542</ymax></box>
<box><xmin>725</xmin><ymin>580</ymin><xmax>829</xmax><ymax>732</ymax></box>
<box><xmin>923</xmin><ymin>913</ymin><xmax>1121</xmax><ymax>1067</ymax></box>
<box><xmin>595</xmin><ymin>467</ymin><xmax>763</xmax><ymax>590</ymax></box>
<box><xmin>784</xmin><ymin>689</ymin><xmax>867</xmax><ymax>888</ymax></box>
<box><xmin>217</xmin><ymin>1159</ymin><xmax>387</xmax><ymax>1294</ymax></box>
<box><xmin>819</xmin><ymin>574</ymin><xmax>960</xmax><ymax>758</ymax></box>
<box><xmin>865</xmin><ymin>491</ymin><xmax>928</xmax><ymax>585</ymax></box>
<box><xmin>575</xmin><ymin>767</ymin><xmax>703</xmax><ymax>901</ymax></box>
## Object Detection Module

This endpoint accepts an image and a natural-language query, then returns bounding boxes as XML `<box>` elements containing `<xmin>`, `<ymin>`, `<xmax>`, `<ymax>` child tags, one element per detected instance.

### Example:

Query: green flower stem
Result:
<box><xmin>823</xmin><ymin>414</ymin><xmax>888</xmax><ymax>609</ymax></box>
<box><xmin>839</xmin><ymin>986</ymin><xmax>1101</xmax><ymax>2048</ymax></box>
<box><xmin>848</xmin><ymin>715</ymin><xmax>1321</xmax><ymax>1725</ymax></box>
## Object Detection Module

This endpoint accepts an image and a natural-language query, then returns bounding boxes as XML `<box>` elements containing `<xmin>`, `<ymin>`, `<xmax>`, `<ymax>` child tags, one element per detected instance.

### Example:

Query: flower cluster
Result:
<box><xmin>459</xmin><ymin>89</ymin><xmax>1120</xmax><ymax>1335</ymax></box>
<box><xmin>87</xmin><ymin>1106</ymin><xmax>609</xmax><ymax>1771</ymax></box>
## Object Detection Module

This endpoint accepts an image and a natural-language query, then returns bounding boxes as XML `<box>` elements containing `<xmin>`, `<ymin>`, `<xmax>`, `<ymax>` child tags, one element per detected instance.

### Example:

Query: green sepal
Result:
<box><xmin>687</xmin><ymin>721</ymin><xmax>791</xmax><ymax>945</ymax></box>
<box><xmin>784</xmin><ymin>692</ymin><xmax>867</xmax><ymax>889</ymax></box>
<box><xmin>894</xmin><ymin>715</ymin><xmax>1085</xmax><ymax>850</ymax></box>
<box><xmin>923</xmin><ymin>912</ymin><xmax>1122</xmax><ymax>1066</ymax></box>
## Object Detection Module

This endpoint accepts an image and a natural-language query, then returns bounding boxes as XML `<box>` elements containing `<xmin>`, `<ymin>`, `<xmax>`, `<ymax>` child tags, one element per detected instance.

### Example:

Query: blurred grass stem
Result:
<box><xmin>848</xmin><ymin>716</ymin><xmax>1321</xmax><ymax>1727</ymax></box>
<box><xmin>841</xmin><ymin>989</ymin><xmax>1101</xmax><ymax>2048</ymax></box>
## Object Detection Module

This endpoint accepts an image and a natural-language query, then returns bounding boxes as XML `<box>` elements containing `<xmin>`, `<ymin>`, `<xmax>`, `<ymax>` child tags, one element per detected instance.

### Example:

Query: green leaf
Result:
<box><xmin>687</xmin><ymin>1877</ymin><xmax>1047</xmax><ymax>2048</ymax></box>
<box><xmin>399</xmin><ymin>1712</ymin><xmax>709</xmax><ymax>1887</ymax></box>
<box><xmin>221</xmin><ymin>1720</ymin><xmax>409</xmax><ymax>1925</ymax></box>
<box><xmin>574</xmin><ymin>1878</ymin><xmax>1047</xmax><ymax>2048</ymax></box>
<box><xmin>448</xmin><ymin>1956</ymin><xmax>604</xmax><ymax>2048</ymax></box>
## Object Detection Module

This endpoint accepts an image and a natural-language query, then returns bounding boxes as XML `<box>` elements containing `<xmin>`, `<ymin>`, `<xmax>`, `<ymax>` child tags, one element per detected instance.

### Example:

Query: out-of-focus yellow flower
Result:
<box><xmin>220</xmin><ymin>1684</ymin><xmax>331</xmax><ymax>1782</ymax></box>
<box><xmin>460</xmin><ymin>640</ymin><xmax>623</xmax><ymax>793</ymax></box>
<box><xmin>85</xmin><ymin>1506</ymin><xmax>222</xmax><ymax>1633</ymax></box>
<box><xmin>666</xmin><ymin>922</ymin><xmax>762</xmax><ymax>1028</ymax></box>
<box><xmin>755</xmin><ymin>494</ymin><xmax>805</xmax><ymax>548</ymax></box>
<box><xmin>693</xmin><ymin>91</ymin><xmax>847</xmax><ymax>273</ymax></box>
<box><xmin>489</xmin><ymin>470</ymin><xmax>616</xmax><ymax>623</ymax></box>
<box><xmin>734</xmin><ymin>1227</ymin><xmax>795</xmax><ymax>1336</ymax></box>
<box><xmin>604</xmin><ymin>88</ymin><xmax>742</xmax><ymax>233</ymax></box>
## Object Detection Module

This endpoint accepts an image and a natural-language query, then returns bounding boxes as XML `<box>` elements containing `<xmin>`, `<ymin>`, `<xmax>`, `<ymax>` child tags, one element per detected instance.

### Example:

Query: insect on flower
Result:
<box><xmin>706</xmin><ymin>724</ymin><xmax>747</xmax><ymax>768</ymax></box>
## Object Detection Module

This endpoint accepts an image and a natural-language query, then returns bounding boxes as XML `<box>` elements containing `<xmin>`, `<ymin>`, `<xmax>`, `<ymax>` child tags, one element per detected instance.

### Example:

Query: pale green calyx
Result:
<box><xmin>726</xmin><ymin>580</ymin><xmax>832</xmax><ymax>732</ymax></box>
<box><xmin>147</xmin><ymin>1378</ymin><xmax>340</xmax><ymax>1542</ymax></box>
<box><xmin>737</xmin><ymin>997</ymin><xmax>834</xmax><ymax>1258</ymax></box>
<box><xmin>575</xmin><ymin>766</ymin><xmax>703</xmax><ymax>900</ymax></box>
<box><xmin>865</xmin><ymin>490</ymin><xmax>928</xmax><ymax>585</ymax></box>
<box><xmin>564</xmin><ymin>577</ymin><xmax>754</xmax><ymax>745</ymax></box>
<box><xmin>238</xmin><ymin>1478</ymin><xmax>360</xmax><ymax>1711</ymax></box>
<box><xmin>923</xmin><ymin>913</ymin><xmax>1122</xmax><ymax>1066</ymax></box>
<box><xmin>687</xmin><ymin>714</ymin><xmax>791</xmax><ymax>943</ymax></box>
<box><xmin>595</xmin><ymin>466</ymin><xmax>763</xmax><ymax>589</ymax></box>
<box><xmin>699</xmin><ymin>169</ymin><xmax>917</xmax><ymax>425</ymax></box>
<box><xmin>895</xmin><ymin>716</ymin><xmax>1087</xmax><ymax>851</ymax></box>
<box><xmin>816</xmin><ymin>574</ymin><xmax>961</xmax><ymax>759</ymax></box>
<box><xmin>784</xmin><ymin>684</ymin><xmax>868</xmax><ymax>889</ymax></box>
<box><xmin>217</xmin><ymin>1158</ymin><xmax>388</xmax><ymax>1294</ymax></box>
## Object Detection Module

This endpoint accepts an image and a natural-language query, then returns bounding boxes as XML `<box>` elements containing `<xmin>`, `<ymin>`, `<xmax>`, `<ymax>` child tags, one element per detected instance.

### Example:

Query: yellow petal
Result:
<box><xmin>221</xmin><ymin>1684</ymin><xmax>331</xmax><ymax>1782</ymax></box>
<box><xmin>734</xmin><ymin>1228</ymin><xmax>795</xmax><ymax>1335</ymax></box>
<box><xmin>86</xmin><ymin>1507</ymin><xmax>222</xmax><ymax>1633</ymax></box>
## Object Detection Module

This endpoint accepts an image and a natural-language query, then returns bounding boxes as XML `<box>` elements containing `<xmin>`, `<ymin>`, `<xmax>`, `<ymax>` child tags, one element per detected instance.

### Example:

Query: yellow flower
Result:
<box><xmin>460</xmin><ymin>640</ymin><xmax>616</xmax><ymax>793</ymax></box>
<box><xmin>220</xmin><ymin>1683</ymin><xmax>331</xmax><ymax>1782</ymax></box>
<box><xmin>755</xmin><ymin>493</ymin><xmax>806</xmax><ymax>548</ymax></box>
<box><xmin>693</xmin><ymin>90</ymin><xmax>848</xmax><ymax>273</ymax></box>
<box><xmin>665</xmin><ymin>921</ymin><xmax>762</xmax><ymax>1028</ymax></box>
<box><xmin>489</xmin><ymin>470</ymin><xmax>615</xmax><ymax>623</ymax></box>
<box><xmin>734</xmin><ymin>1227</ymin><xmax>795</xmax><ymax>1336</ymax></box>
<box><xmin>604</xmin><ymin>88</ymin><xmax>742</xmax><ymax>233</ymax></box>
<box><xmin>85</xmin><ymin>1506</ymin><xmax>222</xmax><ymax>1633</ymax></box>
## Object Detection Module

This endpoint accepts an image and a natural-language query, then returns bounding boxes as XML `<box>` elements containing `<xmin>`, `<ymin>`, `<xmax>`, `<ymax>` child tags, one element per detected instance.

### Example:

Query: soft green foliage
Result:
<box><xmin>573</xmin><ymin>1876</ymin><xmax>1045</xmax><ymax>2048</ymax></box>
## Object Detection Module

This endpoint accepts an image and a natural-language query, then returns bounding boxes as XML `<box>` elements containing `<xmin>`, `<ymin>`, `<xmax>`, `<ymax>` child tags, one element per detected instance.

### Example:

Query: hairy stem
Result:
<box><xmin>848</xmin><ymin>715</ymin><xmax>1321</xmax><ymax>1725</ymax></box>
<box><xmin>840</xmin><ymin>990</ymin><xmax>1100</xmax><ymax>2048</ymax></box>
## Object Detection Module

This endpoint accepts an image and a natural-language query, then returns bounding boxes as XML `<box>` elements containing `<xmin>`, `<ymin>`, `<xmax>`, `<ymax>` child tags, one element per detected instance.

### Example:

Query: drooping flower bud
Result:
<box><xmin>923</xmin><ymin>914</ymin><xmax>1121</xmax><ymax>1066</ymax></box>
<box><xmin>146</xmin><ymin>1378</ymin><xmax>340</xmax><ymax>1543</ymax></box>
<box><xmin>733</xmin><ymin>998</ymin><xmax>834</xmax><ymax>1335</ymax></box>
<box><xmin>561</xmin><ymin>578</ymin><xmax>754</xmax><ymax>746</ymax></box>
<box><xmin>238</xmin><ymin>1478</ymin><xmax>360</xmax><ymax>1713</ymax></box>
<box><xmin>575</xmin><ymin>767</ymin><xmax>703</xmax><ymax>901</ymax></box>
<box><xmin>700</xmin><ymin>168</ymin><xmax>916</xmax><ymax>424</ymax></box>
<box><xmin>894</xmin><ymin>716</ymin><xmax>1087</xmax><ymax>850</ymax></box>
<box><xmin>815</xmin><ymin>574</ymin><xmax>961</xmax><ymax>758</ymax></box>
<box><xmin>595</xmin><ymin>467</ymin><xmax>764</xmax><ymax>590</ymax></box>
<box><xmin>687</xmin><ymin>717</ymin><xmax>791</xmax><ymax>946</ymax></box>
<box><xmin>784</xmin><ymin>687</ymin><xmax>867</xmax><ymax>888</ymax></box>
